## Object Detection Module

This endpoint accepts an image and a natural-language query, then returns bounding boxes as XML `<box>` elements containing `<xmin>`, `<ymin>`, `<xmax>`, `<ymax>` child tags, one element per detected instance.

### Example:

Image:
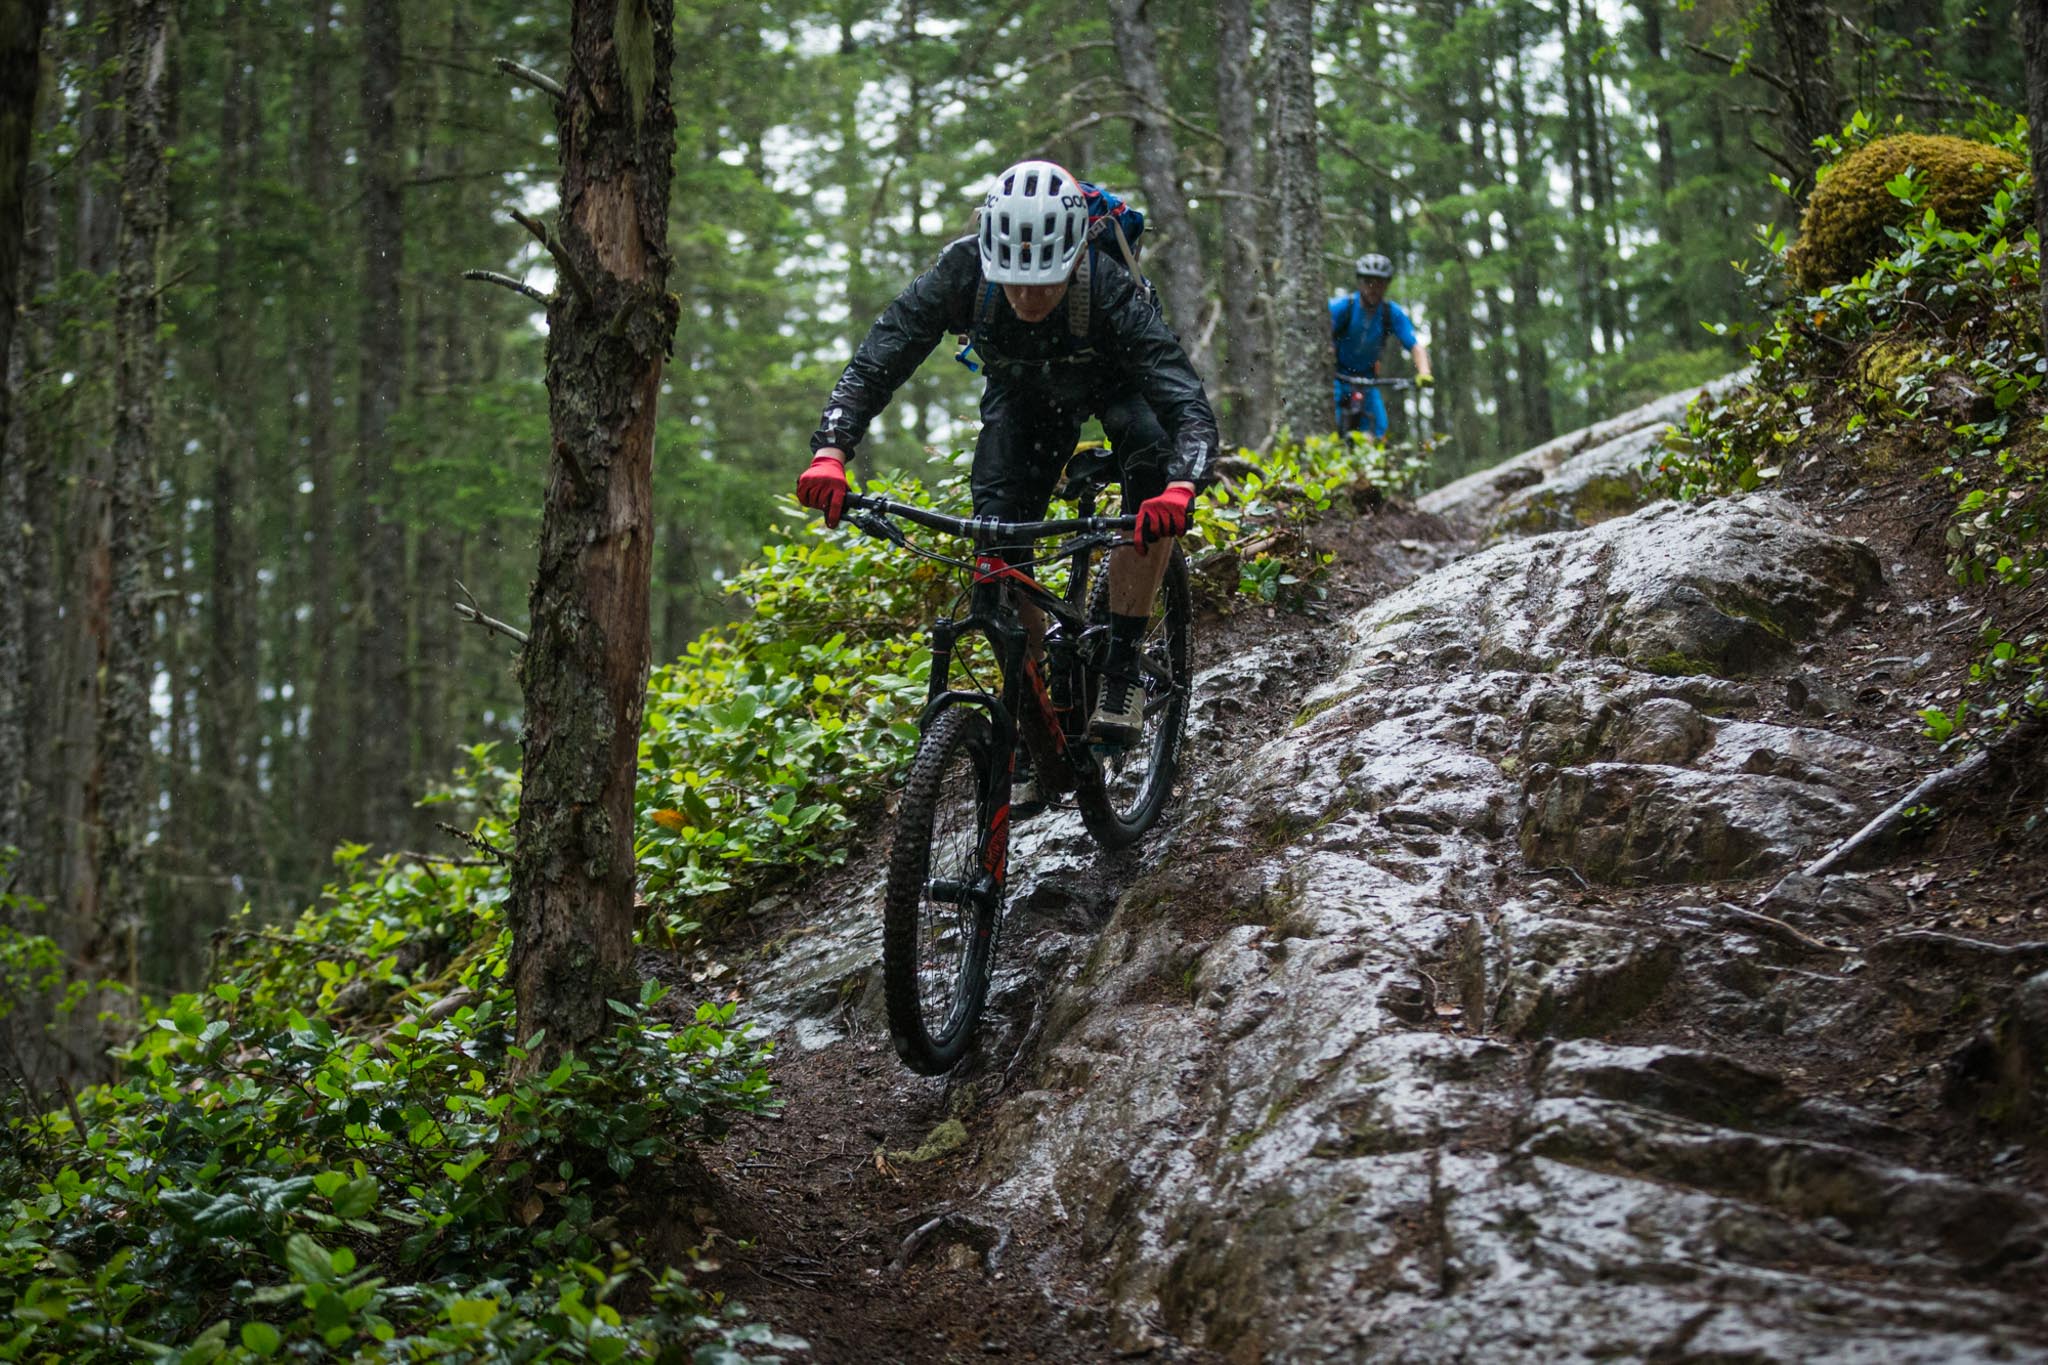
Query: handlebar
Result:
<box><xmin>844</xmin><ymin>492</ymin><xmax>1137</xmax><ymax>542</ymax></box>
<box><xmin>1336</xmin><ymin>373</ymin><xmax>1417</xmax><ymax>389</ymax></box>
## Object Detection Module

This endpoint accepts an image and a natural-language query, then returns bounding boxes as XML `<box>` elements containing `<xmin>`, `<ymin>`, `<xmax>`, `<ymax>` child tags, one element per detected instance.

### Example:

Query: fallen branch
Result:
<box><xmin>453</xmin><ymin>579</ymin><xmax>529</xmax><ymax>647</ymax></box>
<box><xmin>462</xmin><ymin>268</ymin><xmax>547</xmax><ymax>306</ymax></box>
<box><xmin>1701</xmin><ymin>902</ymin><xmax>1847</xmax><ymax>957</ymax></box>
<box><xmin>1797</xmin><ymin>713</ymin><xmax>2048</xmax><ymax>880</ymax></box>
<box><xmin>371</xmin><ymin>988</ymin><xmax>477</xmax><ymax>1050</ymax></box>
<box><xmin>892</xmin><ymin>1213</ymin><xmax>950</xmax><ymax>1270</ymax></box>
<box><xmin>510</xmin><ymin>208</ymin><xmax>594</xmax><ymax>310</ymax></box>
<box><xmin>492</xmin><ymin>56</ymin><xmax>566</xmax><ymax>102</ymax></box>
<box><xmin>400</xmin><ymin>850</ymin><xmax>499</xmax><ymax>869</ymax></box>
<box><xmin>439</xmin><ymin>822</ymin><xmax>511</xmax><ymax>865</ymax></box>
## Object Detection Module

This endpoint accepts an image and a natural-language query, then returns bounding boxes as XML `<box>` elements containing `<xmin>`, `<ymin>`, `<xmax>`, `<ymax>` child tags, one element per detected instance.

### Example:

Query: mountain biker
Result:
<box><xmin>1331</xmin><ymin>252</ymin><xmax>1433</xmax><ymax>440</ymax></box>
<box><xmin>795</xmin><ymin>159</ymin><xmax>1219</xmax><ymax>798</ymax></box>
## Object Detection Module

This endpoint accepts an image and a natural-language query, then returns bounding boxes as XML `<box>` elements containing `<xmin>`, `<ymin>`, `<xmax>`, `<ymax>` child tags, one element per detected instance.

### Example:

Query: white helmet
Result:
<box><xmin>979</xmin><ymin>160</ymin><xmax>1088</xmax><ymax>285</ymax></box>
<box><xmin>1355</xmin><ymin>252</ymin><xmax>1394</xmax><ymax>279</ymax></box>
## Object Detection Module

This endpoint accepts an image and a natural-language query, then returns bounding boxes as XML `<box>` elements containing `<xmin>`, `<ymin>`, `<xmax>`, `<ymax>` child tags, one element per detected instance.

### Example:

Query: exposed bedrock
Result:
<box><xmin>734</xmin><ymin>406</ymin><xmax>2048</xmax><ymax>1360</ymax></box>
<box><xmin>963</xmin><ymin>489</ymin><xmax>2047</xmax><ymax>1358</ymax></box>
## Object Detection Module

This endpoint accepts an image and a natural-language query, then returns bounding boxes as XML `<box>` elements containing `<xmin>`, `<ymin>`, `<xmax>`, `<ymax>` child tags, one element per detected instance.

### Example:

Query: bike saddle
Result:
<box><xmin>1057</xmin><ymin>442</ymin><xmax>1118</xmax><ymax>504</ymax></box>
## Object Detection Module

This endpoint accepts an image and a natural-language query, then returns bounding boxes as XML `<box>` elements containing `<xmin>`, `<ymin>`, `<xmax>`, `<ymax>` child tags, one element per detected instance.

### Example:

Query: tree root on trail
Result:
<box><xmin>1771</xmin><ymin>712</ymin><xmax>2047</xmax><ymax>895</ymax></box>
<box><xmin>891</xmin><ymin>1210</ymin><xmax>1012</xmax><ymax>1273</ymax></box>
<box><xmin>1679</xmin><ymin>902</ymin><xmax>1848</xmax><ymax>957</ymax></box>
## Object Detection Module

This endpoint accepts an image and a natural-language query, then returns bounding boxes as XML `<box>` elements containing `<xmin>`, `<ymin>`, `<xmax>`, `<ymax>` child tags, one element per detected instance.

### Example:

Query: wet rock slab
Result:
<box><xmin>959</xmin><ymin>470</ymin><xmax>2047</xmax><ymax>1356</ymax></box>
<box><xmin>1422</xmin><ymin>372</ymin><xmax>1747</xmax><ymax>536</ymax></box>
<box><xmin>735</xmin><ymin>401</ymin><xmax>2047</xmax><ymax>1361</ymax></box>
<box><xmin>1361</xmin><ymin>494</ymin><xmax>1882</xmax><ymax>678</ymax></box>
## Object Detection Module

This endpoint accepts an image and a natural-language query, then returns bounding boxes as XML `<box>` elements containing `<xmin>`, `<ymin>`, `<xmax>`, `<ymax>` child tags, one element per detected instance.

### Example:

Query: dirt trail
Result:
<box><xmin>675</xmin><ymin>504</ymin><xmax>1459</xmax><ymax>1362</ymax></box>
<box><xmin>676</xmin><ymin>403</ymin><xmax>2048</xmax><ymax>1361</ymax></box>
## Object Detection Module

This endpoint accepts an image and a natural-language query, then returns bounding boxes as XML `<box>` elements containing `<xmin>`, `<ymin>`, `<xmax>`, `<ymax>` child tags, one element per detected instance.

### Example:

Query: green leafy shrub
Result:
<box><xmin>634</xmin><ymin>436</ymin><xmax>1418</xmax><ymax>909</ymax></box>
<box><xmin>0</xmin><ymin>759</ymin><xmax>796</xmax><ymax>1363</ymax></box>
<box><xmin>1651</xmin><ymin>112</ymin><xmax>2047</xmax><ymax>734</ymax></box>
<box><xmin>1785</xmin><ymin>132</ymin><xmax>2024</xmax><ymax>289</ymax></box>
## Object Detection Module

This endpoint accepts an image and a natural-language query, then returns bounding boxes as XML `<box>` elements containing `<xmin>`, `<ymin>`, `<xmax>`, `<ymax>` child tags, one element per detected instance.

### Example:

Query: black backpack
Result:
<box><xmin>1332</xmin><ymin>291</ymin><xmax>1394</xmax><ymax>346</ymax></box>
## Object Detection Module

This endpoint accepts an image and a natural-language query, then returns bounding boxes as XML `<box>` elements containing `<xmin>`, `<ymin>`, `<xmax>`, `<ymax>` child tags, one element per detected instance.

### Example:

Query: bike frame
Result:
<box><xmin>1336</xmin><ymin>372</ymin><xmax>1433</xmax><ymax>447</ymax></box>
<box><xmin>846</xmin><ymin>493</ymin><xmax>1126</xmax><ymax>758</ymax></box>
<box><xmin>843</xmin><ymin>491</ymin><xmax>1139</xmax><ymax>887</ymax></box>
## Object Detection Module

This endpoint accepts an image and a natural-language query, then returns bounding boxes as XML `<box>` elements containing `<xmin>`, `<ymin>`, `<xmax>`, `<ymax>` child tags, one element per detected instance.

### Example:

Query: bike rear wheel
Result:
<box><xmin>1076</xmin><ymin>543</ymin><xmax>1193</xmax><ymax>849</ymax></box>
<box><xmin>882</xmin><ymin>706</ymin><xmax>1004</xmax><ymax>1074</ymax></box>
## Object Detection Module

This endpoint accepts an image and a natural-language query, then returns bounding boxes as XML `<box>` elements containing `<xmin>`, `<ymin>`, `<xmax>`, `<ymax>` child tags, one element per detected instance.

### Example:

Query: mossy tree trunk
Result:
<box><xmin>0</xmin><ymin>0</ymin><xmax>47</xmax><ymax>857</ymax></box>
<box><xmin>89</xmin><ymin>0</ymin><xmax>170</xmax><ymax>1010</ymax></box>
<box><xmin>510</xmin><ymin>0</ymin><xmax>680</xmax><ymax>1072</ymax></box>
<box><xmin>1214</xmin><ymin>0</ymin><xmax>1267</xmax><ymax>446</ymax></box>
<box><xmin>1267</xmin><ymin>0</ymin><xmax>1328</xmax><ymax>442</ymax></box>
<box><xmin>2022</xmin><ymin>2</ymin><xmax>2048</xmax><ymax>352</ymax></box>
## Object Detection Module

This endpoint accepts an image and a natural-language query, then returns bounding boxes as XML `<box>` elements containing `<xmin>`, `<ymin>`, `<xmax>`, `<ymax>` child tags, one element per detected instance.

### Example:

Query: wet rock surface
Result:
<box><xmin>709</xmin><ymin>397</ymin><xmax>2048</xmax><ymax>1362</ymax></box>
<box><xmin>1423</xmin><ymin>374</ymin><xmax>1749</xmax><ymax>539</ymax></box>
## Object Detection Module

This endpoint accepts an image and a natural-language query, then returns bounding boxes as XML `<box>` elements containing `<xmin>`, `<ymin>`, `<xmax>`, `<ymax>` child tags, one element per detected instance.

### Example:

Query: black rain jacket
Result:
<box><xmin>810</xmin><ymin>237</ymin><xmax>1219</xmax><ymax>486</ymax></box>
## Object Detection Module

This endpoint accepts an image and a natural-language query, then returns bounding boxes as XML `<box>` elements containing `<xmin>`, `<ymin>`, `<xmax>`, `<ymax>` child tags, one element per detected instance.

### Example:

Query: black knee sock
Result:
<box><xmin>1105</xmin><ymin>612</ymin><xmax>1148</xmax><ymax>677</ymax></box>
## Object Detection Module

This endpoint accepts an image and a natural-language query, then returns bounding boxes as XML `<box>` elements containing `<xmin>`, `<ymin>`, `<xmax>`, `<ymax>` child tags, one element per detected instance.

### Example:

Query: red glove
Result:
<box><xmin>796</xmin><ymin>452</ymin><xmax>848</xmax><ymax>527</ymax></box>
<box><xmin>1133</xmin><ymin>484</ymin><xmax>1194</xmax><ymax>548</ymax></box>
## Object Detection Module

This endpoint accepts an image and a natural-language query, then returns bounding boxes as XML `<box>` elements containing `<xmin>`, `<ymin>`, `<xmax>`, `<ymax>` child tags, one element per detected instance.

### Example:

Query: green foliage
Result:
<box><xmin>0</xmin><ymin>767</ymin><xmax>794</xmax><ymax>1363</ymax></box>
<box><xmin>1785</xmin><ymin>133</ymin><xmax>2025</xmax><ymax>289</ymax></box>
<box><xmin>636</xmin><ymin>472</ymin><xmax>956</xmax><ymax>909</ymax></box>
<box><xmin>635</xmin><ymin>432</ymin><xmax>1416</xmax><ymax>911</ymax></box>
<box><xmin>1650</xmin><ymin>112</ymin><xmax>2047</xmax><ymax>735</ymax></box>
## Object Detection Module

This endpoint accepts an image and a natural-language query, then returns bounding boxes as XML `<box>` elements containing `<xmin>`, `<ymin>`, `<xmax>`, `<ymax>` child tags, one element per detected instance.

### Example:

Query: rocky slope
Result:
<box><xmin>704</xmin><ymin>387</ymin><xmax>2048</xmax><ymax>1363</ymax></box>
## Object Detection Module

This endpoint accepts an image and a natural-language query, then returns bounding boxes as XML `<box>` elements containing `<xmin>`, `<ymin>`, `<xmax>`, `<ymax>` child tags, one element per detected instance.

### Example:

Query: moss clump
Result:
<box><xmin>1857</xmin><ymin>336</ymin><xmax>1935</xmax><ymax>399</ymax></box>
<box><xmin>1572</xmin><ymin>473</ymin><xmax>1650</xmax><ymax>524</ymax></box>
<box><xmin>1787</xmin><ymin>134</ymin><xmax>2025</xmax><ymax>289</ymax></box>
<box><xmin>1635</xmin><ymin>651</ymin><xmax>1719</xmax><ymax>679</ymax></box>
<box><xmin>888</xmin><ymin>1118</ymin><xmax>968</xmax><ymax>1164</ymax></box>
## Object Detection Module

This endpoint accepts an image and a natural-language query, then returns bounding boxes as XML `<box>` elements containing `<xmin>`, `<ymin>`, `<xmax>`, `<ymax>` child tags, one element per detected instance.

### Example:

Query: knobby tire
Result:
<box><xmin>882</xmin><ymin>706</ymin><xmax>1002</xmax><ymax>1074</ymax></box>
<box><xmin>1075</xmin><ymin>543</ymin><xmax>1193</xmax><ymax>849</ymax></box>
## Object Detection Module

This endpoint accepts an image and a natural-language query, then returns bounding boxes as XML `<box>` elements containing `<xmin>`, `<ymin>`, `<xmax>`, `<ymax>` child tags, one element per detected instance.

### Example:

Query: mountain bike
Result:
<box><xmin>840</xmin><ymin>452</ymin><xmax>1193</xmax><ymax>1074</ymax></box>
<box><xmin>1336</xmin><ymin>372</ymin><xmax>1421</xmax><ymax>441</ymax></box>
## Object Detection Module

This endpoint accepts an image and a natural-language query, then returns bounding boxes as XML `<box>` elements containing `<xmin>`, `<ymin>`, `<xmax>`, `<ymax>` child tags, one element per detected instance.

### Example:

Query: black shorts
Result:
<box><xmin>969</xmin><ymin>381</ymin><xmax>1170</xmax><ymax>536</ymax></box>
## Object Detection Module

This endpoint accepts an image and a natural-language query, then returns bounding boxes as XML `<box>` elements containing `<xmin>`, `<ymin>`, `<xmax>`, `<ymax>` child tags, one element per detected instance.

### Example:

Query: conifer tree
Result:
<box><xmin>508</xmin><ymin>0</ymin><xmax>680</xmax><ymax>1068</ymax></box>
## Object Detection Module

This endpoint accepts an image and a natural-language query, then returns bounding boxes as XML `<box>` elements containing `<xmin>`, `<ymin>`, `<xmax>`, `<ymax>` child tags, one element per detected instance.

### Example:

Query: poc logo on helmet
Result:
<box><xmin>1060</xmin><ymin>194</ymin><xmax>1086</xmax><ymax>209</ymax></box>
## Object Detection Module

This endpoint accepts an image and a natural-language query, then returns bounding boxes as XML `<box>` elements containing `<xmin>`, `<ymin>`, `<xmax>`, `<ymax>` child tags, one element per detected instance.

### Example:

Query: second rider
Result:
<box><xmin>795</xmin><ymin>159</ymin><xmax>1220</xmax><ymax>788</ymax></box>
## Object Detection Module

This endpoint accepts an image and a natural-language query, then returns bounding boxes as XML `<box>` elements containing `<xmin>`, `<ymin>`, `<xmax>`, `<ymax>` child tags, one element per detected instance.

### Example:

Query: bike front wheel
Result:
<box><xmin>882</xmin><ymin>705</ymin><xmax>1004</xmax><ymax>1074</ymax></box>
<box><xmin>1076</xmin><ymin>543</ymin><xmax>1194</xmax><ymax>849</ymax></box>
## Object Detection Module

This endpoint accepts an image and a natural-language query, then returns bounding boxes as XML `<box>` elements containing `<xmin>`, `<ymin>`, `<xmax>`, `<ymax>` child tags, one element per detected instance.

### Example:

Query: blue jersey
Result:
<box><xmin>1329</xmin><ymin>293</ymin><xmax>1418</xmax><ymax>377</ymax></box>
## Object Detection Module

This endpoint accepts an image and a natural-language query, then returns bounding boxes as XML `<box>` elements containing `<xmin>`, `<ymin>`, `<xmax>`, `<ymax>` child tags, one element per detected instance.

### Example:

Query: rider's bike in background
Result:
<box><xmin>840</xmin><ymin>450</ymin><xmax>1193</xmax><ymax>1074</ymax></box>
<box><xmin>1336</xmin><ymin>372</ymin><xmax>1434</xmax><ymax>448</ymax></box>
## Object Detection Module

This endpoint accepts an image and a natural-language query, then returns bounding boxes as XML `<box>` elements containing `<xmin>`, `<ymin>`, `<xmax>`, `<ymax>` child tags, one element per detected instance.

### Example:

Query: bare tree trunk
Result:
<box><xmin>510</xmin><ymin>0</ymin><xmax>680</xmax><ymax>1071</ymax></box>
<box><xmin>2022</xmin><ymin>1</ymin><xmax>2048</xmax><ymax>350</ymax></box>
<box><xmin>355</xmin><ymin>0</ymin><xmax>411</xmax><ymax>850</ymax></box>
<box><xmin>1105</xmin><ymin>0</ymin><xmax>1209</xmax><ymax>372</ymax></box>
<box><xmin>1266</xmin><ymin>0</ymin><xmax>1328</xmax><ymax>442</ymax></box>
<box><xmin>1215</xmin><ymin>0</ymin><xmax>1266</xmax><ymax>447</ymax></box>
<box><xmin>0</xmin><ymin>0</ymin><xmax>47</xmax><ymax>858</ymax></box>
<box><xmin>52</xmin><ymin>0</ymin><xmax>124</xmax><ymax>963</ymax></box>
<box><xmin>300</xmin><ymin>0</ymin><xmax>341</xmax><ymax>854</ymax></box>
<box><xmin>14</xmin><ymin>10</ymin><xmax>58</xmax><ymax>897</ymax></box>
<box><xmin>203</xmin><ymin>0</ymin><xmax>252</xmax><ymax>888</ymax></box>
<box><xmin>89</xmin><ymin>0</ymin><xmax>170</xmax><ymax>1007</ymax></box>
<box><xmin>1558</xmin><ymin>0</ymin><xmax>1601</xmax><ymax>368</ymax></box>
<box><xmin>1581</xmin><ymin>0</ymin><xmax>1627</xmax><ymax>353</ymax></box>
<box><xmin>1767</xmin><ymin>0</ymin><xmax>1839</xmax><ymax>180</ymax></box>
<box><xmin>412</xmin><ymin>7</ymin><xmax>456</xmax><ymax>805</ymax></box>
<box><xmin>1504</xmin><ymin>34</ymin><xmax>1554</xmax><ymax>445</ymax></box>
